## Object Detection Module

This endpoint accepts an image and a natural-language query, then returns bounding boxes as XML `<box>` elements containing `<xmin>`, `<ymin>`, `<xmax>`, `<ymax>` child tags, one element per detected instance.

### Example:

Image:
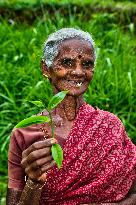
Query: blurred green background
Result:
<box><xmin>0</xmin><ymin>0</ymin><xmax>136</xmax><ymax>204</ymax></box>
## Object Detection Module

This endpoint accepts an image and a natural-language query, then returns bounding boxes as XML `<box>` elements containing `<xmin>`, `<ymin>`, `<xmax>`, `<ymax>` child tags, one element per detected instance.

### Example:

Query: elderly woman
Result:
<box><xmin>6</xmin><ymin>28</ymin><xmax>136</xmax><ymax>205</ymax></box>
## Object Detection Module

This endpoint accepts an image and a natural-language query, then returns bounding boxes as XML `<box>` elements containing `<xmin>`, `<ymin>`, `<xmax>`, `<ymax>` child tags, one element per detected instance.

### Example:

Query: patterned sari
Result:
<box><xmin>40</xmin><ymin>103</ymin><xmax>136</xmax><ymax>205</ymax></box>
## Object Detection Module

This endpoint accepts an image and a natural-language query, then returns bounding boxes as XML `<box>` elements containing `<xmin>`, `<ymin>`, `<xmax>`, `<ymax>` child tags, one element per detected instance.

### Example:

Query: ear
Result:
<box><xmin>41</xmin><ymin>59</ymin><xmax>51</xmax><ymax>79</ymax></box>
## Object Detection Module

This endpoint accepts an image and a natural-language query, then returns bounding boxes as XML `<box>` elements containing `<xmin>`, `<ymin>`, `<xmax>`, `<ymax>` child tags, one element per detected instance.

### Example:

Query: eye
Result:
<box><xmin>82</xmin><ymin>60</ymin><xmax>94</xmax><ymax>69</ymax></box>
<box><xmin>61</xmin><ymin>58</ymin><xmax>74</xmax><ymax>67</ymax></box>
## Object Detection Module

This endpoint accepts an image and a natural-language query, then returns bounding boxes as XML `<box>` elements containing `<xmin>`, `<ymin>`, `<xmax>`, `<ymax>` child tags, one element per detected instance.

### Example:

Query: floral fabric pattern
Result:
<box><xmin>40</xmin><ymin>103</ymin><xmax>136</xmax><ymax>205</ymax></box>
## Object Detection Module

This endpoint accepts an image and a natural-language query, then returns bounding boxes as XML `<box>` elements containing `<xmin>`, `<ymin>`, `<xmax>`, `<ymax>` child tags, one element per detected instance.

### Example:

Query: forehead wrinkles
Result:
<box><xmin>57</xmin><ymin>42</ymin><xmax>94</xmax><ymax>58</ymax></box>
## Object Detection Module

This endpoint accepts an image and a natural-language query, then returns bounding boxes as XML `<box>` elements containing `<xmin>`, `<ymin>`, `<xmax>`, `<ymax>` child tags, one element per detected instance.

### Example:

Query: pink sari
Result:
<box><xmin>40</xmin><ymin>103</ymin><xmax>136</xmax><ymax>205</ymax></box>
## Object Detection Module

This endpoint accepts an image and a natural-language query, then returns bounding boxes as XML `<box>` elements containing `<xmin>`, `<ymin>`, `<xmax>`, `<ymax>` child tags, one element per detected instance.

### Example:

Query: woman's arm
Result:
<box><xmin>7</xmin><ymin>136</ymin><xmax>57</xmax><ymax>205</ymax></box>
<box><xmin>17</xmin><ymin>178</ymin><xmax>45</xmax><ymax>205</ymax></box>
<box><xmin>6</xmin><ymin>188</ymin><xmax>22</xmax><ymax>205</ymax></box>
<box><xmin>6</xmin><ymin>182</ymin><xmax>42</xmax><ymax>205</ymax></box>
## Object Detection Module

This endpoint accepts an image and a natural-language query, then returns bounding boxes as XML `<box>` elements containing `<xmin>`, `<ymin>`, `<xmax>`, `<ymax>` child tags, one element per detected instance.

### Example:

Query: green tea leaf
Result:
<box><xmin>48</xmin><ymin>91</ymin><xmax>68</xmax><ymax>111</ymax></box>
<box><xmin>15</xmin><ymin>116</ymin><xmax>50</xmax><ymax>128</ymax></box>
<box><xmin>28</xmin><ymin>100</ymin><xmax>44</xmax><ymax>108</ymax></box>
<box><xmin>51</xmin><ymin>144</ymin><xmax>63</xmax><ymax>169</ymax></box>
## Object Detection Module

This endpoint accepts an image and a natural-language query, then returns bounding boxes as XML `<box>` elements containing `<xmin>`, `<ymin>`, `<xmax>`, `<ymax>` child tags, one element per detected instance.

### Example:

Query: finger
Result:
<box><xmin>40</xmin><ymin>160</ymin><xmax>56</xmax><ymax>173</ymax></box>
<box><xmin>22</xmin><ymin>138</ymin><xmax>57</xmax><ymax>158</ymax></box>
<box><xmin>29</xmin><ymin>155</ymin><xmax>53</xmax><ymax>170</ymax></box>
<box><xmin>26</xmin><ymin>160</ymin><xmax>55</xmax><ymax>180</ymax></box>
<box><xmin>38</xmin><ymin>172</ymin><xmax>47</xmax><ymax>182</ymax></box>
<box><xmin>21</xmin><ymin>147</ymin><xmax>51</xmax><ymax>168</ymax></box>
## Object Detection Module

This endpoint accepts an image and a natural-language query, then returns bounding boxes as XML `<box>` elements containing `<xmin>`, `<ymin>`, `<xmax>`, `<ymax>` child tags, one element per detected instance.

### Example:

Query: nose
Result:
<box><xmin>71</xmin><ymin>63</ymin><xmax>84</xmax><ymax>77</ymax></box>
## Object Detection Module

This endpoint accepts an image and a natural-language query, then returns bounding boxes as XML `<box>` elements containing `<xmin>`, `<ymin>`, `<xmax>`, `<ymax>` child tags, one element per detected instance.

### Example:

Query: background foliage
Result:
<box><xmin>0</xmin><ymin>0</ymin><xmax>136</xmax><ymax>204</ymax></box>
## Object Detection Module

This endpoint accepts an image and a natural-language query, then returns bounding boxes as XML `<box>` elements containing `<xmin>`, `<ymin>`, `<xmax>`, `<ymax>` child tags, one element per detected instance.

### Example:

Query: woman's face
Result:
<box><xmin>46</xmin><ymin>38</ymin><xmax>95</xmax><ymax>96</ymax></box>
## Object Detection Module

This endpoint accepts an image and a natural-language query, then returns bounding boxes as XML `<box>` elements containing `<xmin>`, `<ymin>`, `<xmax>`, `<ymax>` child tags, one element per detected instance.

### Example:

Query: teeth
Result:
<box><xmin>67</xmin><ymin>80</ymin><xmax>83</xmax><ymax>87</ymax></box>
<box><xmin>76</xmin><ymin>82</ymin><xmax>83</xmax><ymax>87</ymax></box>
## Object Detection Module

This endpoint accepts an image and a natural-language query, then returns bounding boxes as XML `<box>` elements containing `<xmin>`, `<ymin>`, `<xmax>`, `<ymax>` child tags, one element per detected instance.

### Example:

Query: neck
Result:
<box><xmin>52</xmin><ymin>85</ymin><xmax>85</xmax><ymax>121</ymax></box>
<box><xmin>58</xmin><ymin>96</ymin><xmax>84</xmax><ymax>121</ymax></box>
<box><xmin>55</xmin><ymin>94</ymin><xmax>84</xmax><ymax>121</ymax></box>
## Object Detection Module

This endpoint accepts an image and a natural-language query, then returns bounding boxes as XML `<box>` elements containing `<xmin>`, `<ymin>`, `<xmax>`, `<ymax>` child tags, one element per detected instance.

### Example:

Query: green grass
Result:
<box><xmin>0</xmin><ymin>9</ymin><xmax>136</xmax><ymax>204</ymax></box>
<box><xmin>0</xmin><ymin>0</ymin><xmax>136</xmax><ymax>7</ymax></box>
<box><xmin>1</xmin><ymin>0</ymin><xmax>136</xmax><ymax>13</ymax></box>
<box><xmin>1</xmin><ymin>0</ymin><xmax>136</xmax><ymax>30</ymax></box>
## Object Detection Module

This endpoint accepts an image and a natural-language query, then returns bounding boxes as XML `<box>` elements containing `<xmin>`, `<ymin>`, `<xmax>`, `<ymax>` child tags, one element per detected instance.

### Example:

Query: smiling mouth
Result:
<box><xmin>67</xmin><ymin>80</ymin><xmax>84</xmax><ymax>87</ymax></box>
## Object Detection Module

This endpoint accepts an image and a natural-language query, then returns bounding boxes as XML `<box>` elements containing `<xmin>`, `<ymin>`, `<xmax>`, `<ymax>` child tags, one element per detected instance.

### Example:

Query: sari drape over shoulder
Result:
<box><xmin>39</xmin><ymin>103</ymin><xmax>136</xmax><ymax>205</ymax></box>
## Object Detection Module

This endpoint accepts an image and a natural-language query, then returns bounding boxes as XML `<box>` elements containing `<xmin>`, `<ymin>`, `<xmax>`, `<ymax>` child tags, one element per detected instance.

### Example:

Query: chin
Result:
<box><xmin>55</xmin><ymin>83</ymin><xmax>88</xmax><ymax>96</ymax></box>
<box><xmin>65</xmin><ymin>88</ymin><xmax>87</xmax><ymax>97</ymax></box>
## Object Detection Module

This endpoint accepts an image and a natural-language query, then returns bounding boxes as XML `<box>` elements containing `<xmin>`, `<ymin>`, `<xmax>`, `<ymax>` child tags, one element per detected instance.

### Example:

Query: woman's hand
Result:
<box><xmin>21</xmin><ymin>137</ymin><xmax>57</xmax><ymax>183</ymax></box>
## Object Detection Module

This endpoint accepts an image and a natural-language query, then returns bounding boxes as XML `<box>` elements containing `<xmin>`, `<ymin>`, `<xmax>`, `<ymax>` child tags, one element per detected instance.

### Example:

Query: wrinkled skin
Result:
<box><xmin>21</xmin><ymin>138</ymin><xmax>57</xmax><ymax>182</ymax></box>
<box><xmin>44</xmin><ymin>38</ymin><xmax>95</xmax><ymax>97</ymax></box>
<box><xmin>21</xmin><ymin>38</ymin><xmax>95</xmax><ymax>183</ymax></box>
<box><xmin>6</xmin><ymin>38</ymin><xmax>136</xmax><ymax>205</ymax></box>
<box><xmin>42</xmin><ymin>38</ymin><xmax>94</xmax><ymax>121</ymax></box>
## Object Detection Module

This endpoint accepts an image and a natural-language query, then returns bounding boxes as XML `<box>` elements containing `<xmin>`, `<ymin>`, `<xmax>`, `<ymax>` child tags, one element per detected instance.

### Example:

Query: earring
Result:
<box><xmin>43</xmin><ymin>74</ymin><xmax>48</xmax><ymax>78</ymax></box>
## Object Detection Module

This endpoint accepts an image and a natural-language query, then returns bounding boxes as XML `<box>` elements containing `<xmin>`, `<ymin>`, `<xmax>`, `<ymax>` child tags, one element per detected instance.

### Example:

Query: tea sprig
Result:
<box><xmin>15</xmin><ymin>90</ymin><xmax>68</xmax><ymax>169</ymax></box>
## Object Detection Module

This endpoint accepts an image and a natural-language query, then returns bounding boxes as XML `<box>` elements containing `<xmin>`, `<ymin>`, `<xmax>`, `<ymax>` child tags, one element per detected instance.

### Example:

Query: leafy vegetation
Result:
<box><xmin>15</xmin><ymin>91</ymin><xmax>68</xmax><ymax>169</ymax></box>
<box><xmin>1</xmin><ymin>0</ymin><xmax>136</xmax><ymax>9</ymax></box>
<box><xmin>0</xmin><ymin>0</ymin><xmax>136</xmax><ymax>28</ymax></box>
<box><xmin>0</xmin><ymin>1</ymin><xmax>136</xmax><ymax>203</ymax></box>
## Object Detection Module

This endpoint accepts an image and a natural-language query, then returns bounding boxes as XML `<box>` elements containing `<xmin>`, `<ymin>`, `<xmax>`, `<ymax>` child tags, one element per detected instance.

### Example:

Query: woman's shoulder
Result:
<box><xmin>86</xmin><ymin>103</ymin><xmax>123</xmax><ymax>125</ymax></box>
<box><xmin>10</xmin><ymin>109</ymin><xmax>48</xmax><ymax>151</ymax></box>
<box><xmin>87</xmin><ymin>104</ymin><xmax>125</xmax><ymax>131</ymax></box>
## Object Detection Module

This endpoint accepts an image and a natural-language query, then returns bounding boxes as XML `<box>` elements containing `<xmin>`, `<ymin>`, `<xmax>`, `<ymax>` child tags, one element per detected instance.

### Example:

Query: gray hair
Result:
<box><xmin>43</xmin><ymin>28</ymin><xmax>96</xmax><ymax>68</ymax></box>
